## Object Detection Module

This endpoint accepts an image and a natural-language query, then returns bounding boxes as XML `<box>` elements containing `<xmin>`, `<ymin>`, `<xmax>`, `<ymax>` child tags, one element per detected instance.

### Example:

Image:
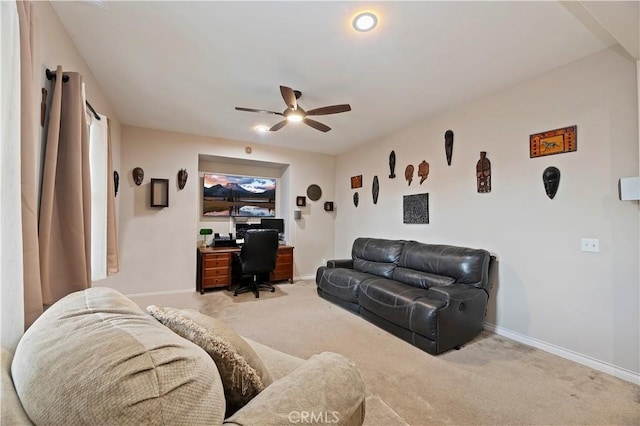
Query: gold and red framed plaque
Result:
<box><xmin>529</xmin><ymin>125</ymin><xmax>576</xmax><ymax>158</ymax></box>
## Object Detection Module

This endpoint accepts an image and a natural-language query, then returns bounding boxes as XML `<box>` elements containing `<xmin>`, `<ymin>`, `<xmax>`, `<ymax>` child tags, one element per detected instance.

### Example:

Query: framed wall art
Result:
<box><xmin>529</xmin><ymin>125</ymin><xmax>577</xmax><ymax>158</ymax></box>
<box><xmin>150</xmin><ymin>178</ymin><xmax>169</xmax><ymax>208</ymax></box>
<box><xmin>203</xmin><ymin>173</ymin><xmax>275</xmax><ymax>217</ymax></box>
<box><xmin>351</xmin><ymin>175</ymin><xmax>363</xmax><ymax>189</ymax></box>
<box><xmin>403</xmin><ymin>193</ymin><xmax>429</xmax><ymax>224</ymax></box>
<box><xmin>296</xmin><ymin>196</ymin><xmax>306</xmax><ymax>207</ymax></box>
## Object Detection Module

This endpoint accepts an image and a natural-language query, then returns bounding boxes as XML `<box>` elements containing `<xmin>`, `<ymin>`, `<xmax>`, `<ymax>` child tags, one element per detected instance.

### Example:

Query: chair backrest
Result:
<box><xmin>239</xmin><ymin>229</ymin><xmax>279</xmax><ymax>274</ymax></box>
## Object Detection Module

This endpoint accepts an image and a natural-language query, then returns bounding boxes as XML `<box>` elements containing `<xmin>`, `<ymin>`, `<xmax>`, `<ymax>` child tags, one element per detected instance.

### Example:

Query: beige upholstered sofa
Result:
<box><xmin>1</xmin><ymin>287</ymin><xmax>366</xmax><ymax>425</ymax></box>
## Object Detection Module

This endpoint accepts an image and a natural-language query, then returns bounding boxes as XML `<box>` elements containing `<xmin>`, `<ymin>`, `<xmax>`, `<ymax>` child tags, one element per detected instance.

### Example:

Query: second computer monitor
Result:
<box><xmin>260</xmin><ymin>218</ymin><xmax>284</xmax><ymax>234</ymax></box>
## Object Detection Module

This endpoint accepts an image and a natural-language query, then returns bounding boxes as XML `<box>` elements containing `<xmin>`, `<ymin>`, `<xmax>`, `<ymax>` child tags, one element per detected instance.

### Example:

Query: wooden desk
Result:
<box><xmin>196</xmin><ymin>245</ymin><xmax>294</xmax><ymax>294</ymax></box>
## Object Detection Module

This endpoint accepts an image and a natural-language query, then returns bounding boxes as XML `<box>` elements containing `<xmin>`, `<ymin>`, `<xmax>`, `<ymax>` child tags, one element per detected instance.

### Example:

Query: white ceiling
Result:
<box><xmin>50</xmin><ymin>1</ymin><xmax>636</xmax><ymax>155</ymax></box>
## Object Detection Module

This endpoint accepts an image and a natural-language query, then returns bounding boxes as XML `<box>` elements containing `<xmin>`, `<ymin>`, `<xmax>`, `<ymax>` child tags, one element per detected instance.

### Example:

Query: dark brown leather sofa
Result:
<box><xmin>316</xmin><ymin>237</ymin><xmax>495</xmax><ymax>354</ymax></box>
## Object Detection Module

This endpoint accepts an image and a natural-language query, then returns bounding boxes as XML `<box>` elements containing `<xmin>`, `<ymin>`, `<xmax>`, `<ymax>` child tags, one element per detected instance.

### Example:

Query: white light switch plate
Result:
<box><xmin>581</xmin><ymin>238</ymin><xmax>600</xmax><ymax>252</ymax></box>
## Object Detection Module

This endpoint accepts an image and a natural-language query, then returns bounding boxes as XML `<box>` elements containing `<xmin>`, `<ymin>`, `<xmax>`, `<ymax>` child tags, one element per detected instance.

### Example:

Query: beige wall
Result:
<box><xmin>102</xmin><ymin>127</ymin><xmax>335</xmax><ymax>295</ymax></box>
<box><xmin>335</xmin><ymin>47</ymin><xmax>639</xmax><ymax>377</ymax></box>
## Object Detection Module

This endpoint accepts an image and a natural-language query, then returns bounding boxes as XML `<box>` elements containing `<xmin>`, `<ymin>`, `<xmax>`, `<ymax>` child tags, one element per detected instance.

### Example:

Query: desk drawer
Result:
<box><xmin>203</xmin><ymin>276</ymin><xmax>229</xmax><ymax>288</ymax></box>
<box><xmin>271</xmin><ymin>270</ymin><xmax>292</xmax><ymax>281</ymax></box>
<box><xmin>276</xmin><ymin>253</ymin><xmax>293</xmax><ymax>264</ymax></box>
<box><xmin>273</xmin><ymin>263</ymin><xmax>292</xmax><ymax>273</ymax></box>
<box><xmin>204</xmin><ymin>253</ymin><xmax>231</xmax><ymax>268</ymax></box>
<box><xmin>203</xmin><ymin>266</ymin><xmax>230</xmax><ymax>278</ymax></box>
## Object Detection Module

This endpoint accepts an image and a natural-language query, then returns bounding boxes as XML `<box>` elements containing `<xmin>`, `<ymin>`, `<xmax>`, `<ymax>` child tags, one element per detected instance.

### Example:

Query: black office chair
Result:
<box><xmin>233</xmin><ymin>229</ymin><xmax>279</xmax><ymax>298</ymax></box>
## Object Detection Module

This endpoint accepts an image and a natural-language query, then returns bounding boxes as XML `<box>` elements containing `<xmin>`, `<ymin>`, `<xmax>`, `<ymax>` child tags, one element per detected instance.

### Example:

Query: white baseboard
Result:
<box><xmin>484</xmin><ymin>322</ymin><xmax>640</xmax><ymax>385</ymax></box>
<box><xmin>295</xmin><ymin>275</ymin><xmax>316</xmax><ymax>282</ymax></box>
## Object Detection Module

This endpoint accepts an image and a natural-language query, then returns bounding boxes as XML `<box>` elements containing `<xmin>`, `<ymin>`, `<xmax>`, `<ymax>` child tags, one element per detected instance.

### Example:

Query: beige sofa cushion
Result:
<box><xmin>242</xmin><ymin>337</ymin><xmax>305</xmax><ymax>381</ymax></box>
<box><xmin>1</xmin><ymin>349</ymin><xmax>32</xmax><ymax>425</ymax></box>
<box><xmin>225</xmin><ymin>352</ymin><xmax>366</xmax><ymax>426</ymax></box>
<box><xmin>147</xmin><ymin>306</ymin><xmax>273</xmax><ymax>415</ymax></box>
<box><xmin>11</xmin><ymin>287</ymin><xmax>225</xmax><ymax>426</ymax></box>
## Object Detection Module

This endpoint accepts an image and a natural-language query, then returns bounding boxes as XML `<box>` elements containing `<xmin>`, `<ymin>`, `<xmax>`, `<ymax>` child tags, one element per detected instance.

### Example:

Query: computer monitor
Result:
<box><xmin>235</xmin><ymin>223</ymin><xmax>249</xmax><ymax>239</ymax></box>
<box><xmin>260</xmin><ymin>218</ymin><xmax>284</xmax><ymax>235</ymax></box>
<box><xmin>235</xmin><ymin>223</ymin><xmax>262</xmax><ymax>239</ymax></box>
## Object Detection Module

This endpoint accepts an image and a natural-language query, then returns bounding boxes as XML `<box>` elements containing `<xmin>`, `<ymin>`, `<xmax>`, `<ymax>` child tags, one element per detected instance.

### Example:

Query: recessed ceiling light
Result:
<box><xmin>353</xmin><ymin>12</ymin><xmax>378</xmax><ymax>32</ymax></box>
<box><xmin>254</xmin><ymin>125</ymin><xmax>269</xmax><ymax>133</ymax></box>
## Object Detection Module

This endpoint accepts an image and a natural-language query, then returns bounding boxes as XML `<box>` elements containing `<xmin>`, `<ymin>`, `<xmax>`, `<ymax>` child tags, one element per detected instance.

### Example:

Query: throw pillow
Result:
<box><xmin>147</xmin><ymin>305</ymin><xmax>273</xmax><ymax>416</ymax></box>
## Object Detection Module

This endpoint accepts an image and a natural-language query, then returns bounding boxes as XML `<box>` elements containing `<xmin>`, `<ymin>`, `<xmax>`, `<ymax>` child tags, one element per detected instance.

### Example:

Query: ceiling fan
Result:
<box><xmin>235</xmin><ymin>85</ymin><xmax>351</xmax><ymax>133</ymax></box>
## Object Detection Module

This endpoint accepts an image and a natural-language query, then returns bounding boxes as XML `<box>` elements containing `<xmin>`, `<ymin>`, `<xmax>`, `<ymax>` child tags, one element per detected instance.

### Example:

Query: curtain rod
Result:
<box><xmin>46</xmin><ymin>68</ymin><xmax>101</xmax><ymax>121</ymax></box>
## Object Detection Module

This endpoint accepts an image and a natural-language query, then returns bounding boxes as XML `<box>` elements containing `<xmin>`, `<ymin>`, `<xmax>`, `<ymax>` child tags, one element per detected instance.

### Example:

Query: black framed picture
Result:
<box><xmin>296</xmin><ymin>196</ymin><xmax>307</xmax><ymax>207</ymax></box>
<box><xmin>324</xmin><ymin>201</ymin><xmax>334</xmax><ymax>212</ymax></box>
<box><xmin>150</xmin><ymin>178</ymin><xmax>169</xmax><ymax>208</ymax></box>
<box><xmin>403</xmin><ymin>193</ymin><xmax>429</xmax><ymax>224</ymax></box>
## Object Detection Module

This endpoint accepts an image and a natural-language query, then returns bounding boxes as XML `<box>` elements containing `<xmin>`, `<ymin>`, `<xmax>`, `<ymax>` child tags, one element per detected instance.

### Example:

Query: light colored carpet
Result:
<box><xmin>364</xmin><ymin>394</ymin><xmax>409</xmax><ymax>426</ymax></box>
<box><xmin>129</xmin><ymin>281</ymin><xmax>640</xmax><ymax>425</ymax></box>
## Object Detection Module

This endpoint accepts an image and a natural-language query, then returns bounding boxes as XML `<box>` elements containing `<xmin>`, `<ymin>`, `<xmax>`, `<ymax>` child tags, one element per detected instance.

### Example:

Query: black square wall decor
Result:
<box><xmin>403</xmin><ymin>193</ymin><xmax>429</xmax><ymax>224</ymax></box>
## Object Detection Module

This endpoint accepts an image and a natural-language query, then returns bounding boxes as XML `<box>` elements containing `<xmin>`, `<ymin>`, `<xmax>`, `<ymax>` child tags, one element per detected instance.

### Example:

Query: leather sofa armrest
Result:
<box><xmin>427</xmin><ymin>284</ymin><xmax>486</xmax><ymax>305</ymax></box>
<box><xmin>224</xmin><ymin>352</ymin><xmax>365</xmax><ymax>426</ymax></box>
<box><xmin>326</xmin><ymin>259</ymin><xmax>353</xmax><ymax>269</ymax></box>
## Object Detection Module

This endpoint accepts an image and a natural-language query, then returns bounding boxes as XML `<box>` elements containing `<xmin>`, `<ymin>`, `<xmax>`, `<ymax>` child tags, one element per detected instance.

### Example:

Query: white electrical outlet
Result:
<box><xmin>581</xmin><ymin>238</ymin><xmax>600</xmax><ymax>253</ymax></box>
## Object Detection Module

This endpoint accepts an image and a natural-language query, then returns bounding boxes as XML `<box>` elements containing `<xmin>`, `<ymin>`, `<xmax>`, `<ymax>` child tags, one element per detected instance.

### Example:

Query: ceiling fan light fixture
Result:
<box><xmin>254</xmin><ymin>125</ymin><xmax>270</xmax><ymax>133</ymax></box>
<box><xmin>286</xmin><ymin>112</ymin><xmax>304</xmax><ymax>123</ymax></box>
<box><xmin>353</xmin><ymin>12</ymin><xmax>378</xmax><ymax>32</ymax></box>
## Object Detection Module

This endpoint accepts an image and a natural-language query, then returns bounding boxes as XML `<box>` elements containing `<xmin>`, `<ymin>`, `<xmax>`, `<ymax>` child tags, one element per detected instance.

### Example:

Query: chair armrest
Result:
<box><xmin>224</xmin><ymin>352</ymin><xmax>365</xmax><ymax>426</ymax></box>
<box><xmin>326</xmin><ymin>259</ymin><xmax>353</xmax><ymax>269</ymax></box>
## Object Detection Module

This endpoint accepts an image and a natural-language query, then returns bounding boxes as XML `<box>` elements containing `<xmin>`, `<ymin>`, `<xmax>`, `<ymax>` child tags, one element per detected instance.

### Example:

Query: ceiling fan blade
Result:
<box><xmin>303</xmin><ymin>118</ymin><xmax>331</xmax><ymax>133</ymax></box>
<box><xmin>269</xmin><ymin>120</ymin><xmax>288</xmax><ymax>132</ymax></box>
<box><xmin>306</xmin><ymin>104</ymin><xmax>351</xmax><ymax>116</ymax></box>
<box><xmin>235</xmin><ymin>107</ymin><xmax>284</xmax><ymax>116</ymax></box>
<box><xmin>280</xmin><ymin>86</ymin><xmax>297</xmax><ymax>110</ymax></box>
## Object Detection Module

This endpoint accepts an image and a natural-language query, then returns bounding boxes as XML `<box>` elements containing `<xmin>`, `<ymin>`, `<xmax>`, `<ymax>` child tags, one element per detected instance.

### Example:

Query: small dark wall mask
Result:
<box><xmin>372</xmin><ymin>176</ymin><xmax>379</xmax><ymax>204</ymax></box>
<box><xmin>353</xmin><ymin>192</ymin><xmax>359</xmax><ymax>207</ymax></box>
<box><xmin>113</xmin><ymin>171</ymin><xmax>119</xmax><ymax>196</ymax></box>
<box><xmin>476</xmin><ymin>151</ymin><xmax>491</xmax><ymax>193</ymax></box>
<box><xmin>543</xmin><ymin>166</ymin><xmax>560</xmax><ymax>199</ymax></box>
<box><xmin>388</xmin><ymin>151</ymin><xmax>396</xmax><ymax>178</ymax></box>
<box><xmin>177</xmin><ymin>169</ymin><xmax>188</xmax><ymax>190</ymax></box>
<box><xmin>418</xmin><ymin>160</ymin><xmax>429</xmax><ymax>184</ymax></box>
<box><xmin>445</xmin><ymin>130</ymin><xmax>454</xmax><ymax>166</ymax></box>
<box><xmin>132</xmin><ymin>167</ymin><xmax>144</xmax><ymax>186</ymax></box>
<box><xmin>405</xmin><ymin>164</ymin><xmax>414</xmax><ymax>186</ymax></box>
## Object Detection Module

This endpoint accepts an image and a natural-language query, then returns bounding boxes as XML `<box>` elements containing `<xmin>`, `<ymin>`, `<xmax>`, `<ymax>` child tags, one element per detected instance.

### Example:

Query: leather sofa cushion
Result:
<box><xmin>352</xmin><ymin>238</ymin><xmax>404</xmax><ymax>264</ymax></box>
<box><xmin>11</xmin><ymin>287</ymin><xmax>226</xmax><ymax>426</ymax></box>
<box><xmin>398</xmin><ymin>241</ymin><xmax>490</xmax><ymax>287</ymax></box>
<box><xmin>392</xmin><ymin>267</ymin><xmax>456</xmax><ymax>289</ymax></box>
<box><xmin>353</xmin><ymin>258</ymin><xmax>396</xmax><ymax>278</ymax></box>
<box><xmin>316</xmin><ymin>267</ymin><xmax>375</xmax><ymax>303</ymax></box>
<box><xmin>358</xmin><ymin>279</ymin><xmax>445</xmax><ymax>340</ymax></box>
